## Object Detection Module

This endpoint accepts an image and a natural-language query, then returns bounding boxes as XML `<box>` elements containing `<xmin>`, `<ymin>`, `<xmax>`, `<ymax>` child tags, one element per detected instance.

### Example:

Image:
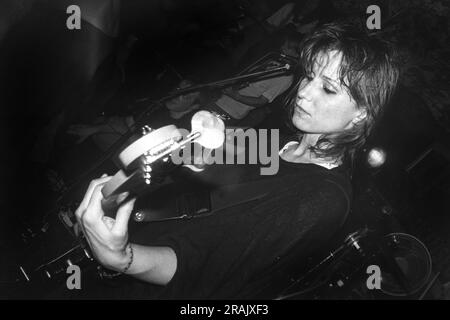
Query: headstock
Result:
<box><xmin>101</xmin><ymin>111</ymin><xmax>225</xmax><ymax>215</ymax></box>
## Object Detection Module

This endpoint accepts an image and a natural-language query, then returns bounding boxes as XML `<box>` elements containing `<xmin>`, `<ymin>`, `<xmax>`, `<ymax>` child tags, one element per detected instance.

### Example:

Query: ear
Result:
<box><xmin>352</xmin><ymin>108</ymin><xmax>367</xmax><ymax>125</ymax></box>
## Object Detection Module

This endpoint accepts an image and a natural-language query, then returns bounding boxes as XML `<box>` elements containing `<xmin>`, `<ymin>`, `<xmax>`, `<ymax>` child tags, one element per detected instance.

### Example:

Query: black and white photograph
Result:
<box><xmin>0</xmin><ymin>0</ymin><xmax>450</xmax><ymax>304</ymax></box>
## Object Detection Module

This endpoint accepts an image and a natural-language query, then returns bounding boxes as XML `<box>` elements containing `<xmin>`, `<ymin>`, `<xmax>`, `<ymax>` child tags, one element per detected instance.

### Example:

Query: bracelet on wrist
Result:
<box><xmin>97</xmin><ymin>243</ymin><xmax>134</xmax><ymax>279</ymax></box>
<box><xmin>122</xmin><ymin>243</ymin><xmax>134</xmax><ymax>274</ymax></box>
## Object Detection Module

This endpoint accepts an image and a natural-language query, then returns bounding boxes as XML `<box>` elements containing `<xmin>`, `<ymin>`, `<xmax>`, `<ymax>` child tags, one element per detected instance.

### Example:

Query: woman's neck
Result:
<box><xmin>292</xmin><ymin>133</ymin><xmax>321</xmax><ymax>157</ymax></box>
<box><xmin>286</xmin><ymin>133</ymin><xmax>341</xmax><ymax>168</ymax></box>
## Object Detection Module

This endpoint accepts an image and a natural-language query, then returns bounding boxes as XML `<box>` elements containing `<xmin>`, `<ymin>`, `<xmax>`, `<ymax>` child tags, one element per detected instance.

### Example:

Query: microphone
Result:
<box><xmin>181</xmin><ymin>110</ymin><xmax>225</xmax><ymax>172</ymax></box>
<box><xmin>190</xmin><ymin>110</ymin><xmax>225</xmax><ymax>149</ymax></box>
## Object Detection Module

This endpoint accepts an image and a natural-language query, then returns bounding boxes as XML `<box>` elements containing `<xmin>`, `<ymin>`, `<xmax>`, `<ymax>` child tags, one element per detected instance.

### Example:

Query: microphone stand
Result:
<box><xmin>137</xmin><ymin>62</ymin><xmax>293</xmax><ymax>103</ymax></box>
<box><xmin>276</xmin><ymin>228</ymin><xmax>371</xmax><ymax>300</ymax></box>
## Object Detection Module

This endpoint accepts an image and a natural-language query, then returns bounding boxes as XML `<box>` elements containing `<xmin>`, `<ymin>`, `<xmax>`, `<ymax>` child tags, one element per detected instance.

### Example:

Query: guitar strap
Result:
<box><xmin>178</xmin><ymin>169</ymin><xmax>350</xmax><ymax>222</ymax></box>
<box><xmin>166</xmin><ymin>178</ymin><xmax>273</xmax><ymax>221</ymax></box>
<box><xmin>209</xmin><ymin>179</ymin><xmax>276</xmax><ymax>213</ymax></box>
<box><xmin>135</xmin><ymin>168</ymin><xmax>350</xmax><ymax>223</ymax></box>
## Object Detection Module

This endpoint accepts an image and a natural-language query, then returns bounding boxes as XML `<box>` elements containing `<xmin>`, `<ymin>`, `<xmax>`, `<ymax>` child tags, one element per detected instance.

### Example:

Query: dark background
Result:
<box><xmin>0</xmin><ymin>0</ymin><xmax>449</xmax><ymax>298</ymax></box>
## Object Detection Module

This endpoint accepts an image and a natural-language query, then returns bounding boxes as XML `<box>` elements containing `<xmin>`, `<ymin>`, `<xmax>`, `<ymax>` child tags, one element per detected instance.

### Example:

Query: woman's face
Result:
<box><xmin>292</xmin><ymin>50</ymin><xmax>366</xmax><ymax>134</ymax></box>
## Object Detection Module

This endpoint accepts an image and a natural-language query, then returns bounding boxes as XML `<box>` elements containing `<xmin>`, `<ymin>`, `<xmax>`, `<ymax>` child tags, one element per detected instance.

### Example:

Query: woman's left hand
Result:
<box><xmin>75</xmin><ymin>175</ymin><xmax>136</xmax><ymax>271</ymax></box>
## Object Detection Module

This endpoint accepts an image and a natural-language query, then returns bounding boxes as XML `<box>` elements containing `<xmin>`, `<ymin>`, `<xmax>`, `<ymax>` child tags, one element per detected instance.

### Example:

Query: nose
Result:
<box><xmin>297</xmin><ymin>78</ymin><xmax>313</xmax><ymax>102</ymax></box>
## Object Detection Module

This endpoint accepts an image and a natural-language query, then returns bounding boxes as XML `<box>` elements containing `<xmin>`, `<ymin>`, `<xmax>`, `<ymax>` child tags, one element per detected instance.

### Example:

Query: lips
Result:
<box><xmin>295</xmin><ymin>104</ymin><xmax>310</xmax><ymax>116</ymax></box>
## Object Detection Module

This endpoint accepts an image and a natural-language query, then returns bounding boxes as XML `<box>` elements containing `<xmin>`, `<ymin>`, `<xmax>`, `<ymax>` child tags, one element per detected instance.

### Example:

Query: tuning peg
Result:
<box><xmin>141</xmin><ymin>125</ymin><xmax>152</xmax><ymax>135</ymax></box>
<box><xmin>134</xmin><ymin>211</ymin><xmax>145</xmax><ymax>222</ymax></box>
<box><xmin>143</xmin><ymin>169</ymin><xmax>152</xmax><ymax>184</ymax></box>
<box><xmin>144</xmin><ymin>154</ymin><xmax>153</xmax><ymax>164</ymax></box>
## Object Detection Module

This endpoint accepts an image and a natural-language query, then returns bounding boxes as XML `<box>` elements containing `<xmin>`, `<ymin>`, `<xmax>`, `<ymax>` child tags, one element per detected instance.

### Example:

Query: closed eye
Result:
<box><xmin>323</xmin><ymin>86</ymin><xmax>336</xmax><ymax>94</ymax></box>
